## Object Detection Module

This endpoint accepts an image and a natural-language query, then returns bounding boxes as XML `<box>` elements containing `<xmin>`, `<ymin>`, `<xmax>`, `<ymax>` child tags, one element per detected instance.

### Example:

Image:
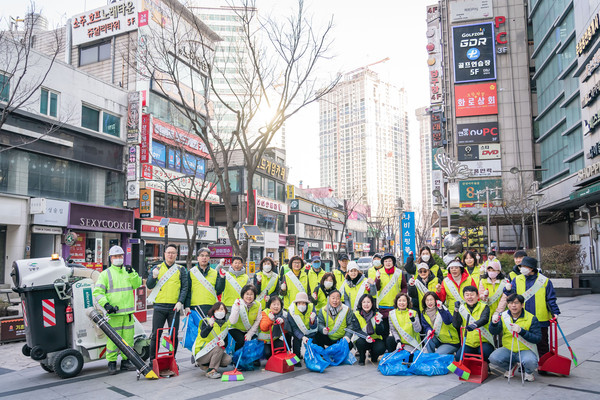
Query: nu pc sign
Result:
<box><xmin>401</xmin><ymin>212</ymin><xmax>416</xmax><ymax>263</ymax></box>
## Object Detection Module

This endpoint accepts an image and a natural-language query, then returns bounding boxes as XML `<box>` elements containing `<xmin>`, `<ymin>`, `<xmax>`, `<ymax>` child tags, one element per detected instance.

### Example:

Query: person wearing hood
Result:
<box><xmin>405</xmin><ymin>246</ymin><xmax>444</xmax><ymax>281</ymax></box>
<box><xmin>341</xmin><ymin>262</ymin><xmax>376</xmax><ymax>311</ymax></box>
<box><xmin>462</xmin><ymin>250</ymin><xmax>483</xmax><ymax>287</ymax></box>
<box><xmin>307</xmin><ymin>255</ymin><xmax>325</xmax><ymax>300</ymax></box>
<box><xmin>374</xmin><ymin>253</ymin><xmax>407</xmax><ymax>341</ymax></box>
<box><xmin>147</xmin><ymin>244</ymin><xmax>189</xmax><ymax>363</ymax></box>
<box><xmin>215</xmin><ymin>256</ymin><xmax>249</xmax><ymax>308</ymax></box>
<box><xmin>193</xmin><ymin>301</ymin><xmax>232</xmax><ymax>379</ymax></box>
<box><xmin>93</xmin><ymin>246</ymin><xmax>142</xmax><ymax>374</ymax></box>
<box><xmin>228</xmin><ymin>284</ymin><xmax>262</xmax><ymax>351</ymax></box>
<box><xmin>479</xmin><ymin>259</ymin><xmax>510</xmax><ymax>317</ymax></box>
<box><xmin>509</xmin><ymin>250</ymin><xmax>527</xmax><ymax>281</ymax></box>
<box><xmin>287</xmin><ymin>292</ymin><xmax>318</xmax><ymax>363</ymax></box>
<box><xmin>350</xmin><ymin>294</ymin><xmax>385</xmax><ymax>365</ymax></box>
<box><xmin>185</xmin><ymin>247</ymin><xmax>218</xmax><ymax>317</ymax></box>
<box><xmin>420</xmin><ymin>291</ymin><xmax>459</xmax><ymax>354</ymax></box>
<box><xmin>258</xmin><ymin>296</ymin><xmax>288</xmax><ymax>359</ymax></box>
<box><xmin>386</xmin><ymin>293</ymin><xmax>422</xmax><ymax>353</ymax></box>
<box><xmin>408</xmin><ymin>262</ymin><xmax>440</xmax><ymax>314</ymax></box>
<box><xmin>315</xmin><ymin>289</ymin><xmax>353</xmax><ymax>347</ymax></box>
<box><xmin>504</xmin><ymin>256</ymin><xmax>560</xmax><ymax>358</ymax></box>
<box><xmin>254</xmin><ymin>257</ymin><xmax>280</xmax><ymax>309</ymax></box>
<box><xmin>281</xmin><ymin>255</ymin><xmax>309</xmax><ymax>310</ymax></box>
<box><xmin>436</xmin><ymin>259</ymin><xmax>476</xmax><ymax>314</ymax></box>
<box><xmin>333</xmin><ymin>254</ymin><xmax>350</xmax><ymax>290</ymax></box>
<box><xmin>313</xmin><ymin>272</ymin><xmax>338</xmax><ymax>311</ymax></box>
<box><xmin>452</xmin><ymin>286</ymin><xmax>494</xmax><ymax>362</ymax></box>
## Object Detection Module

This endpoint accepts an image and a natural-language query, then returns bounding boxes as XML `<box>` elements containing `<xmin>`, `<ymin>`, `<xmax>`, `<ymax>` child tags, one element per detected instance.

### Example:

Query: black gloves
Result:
<box><xmin>125</xmin><ymin>265</ymin><xmax>133</xmax><ymax>273</ymax></box>
<box><xmin>104</xmin><ymin>303</ymin><xmax>119</xmax><ymax>314</ymax></box>
<box><xmin>455</xmin><ymin>301</ymin><xmax>462</xmax><ymax>310</ymax></box>
<box><xmin>466</xmin><ymin>323</ymin><xmax>477</xmax><ymax>332</ymax></box>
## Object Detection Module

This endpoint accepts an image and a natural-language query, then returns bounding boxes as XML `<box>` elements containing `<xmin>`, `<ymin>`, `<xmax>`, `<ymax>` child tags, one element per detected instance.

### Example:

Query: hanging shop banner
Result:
<box><xmin>71</xmin><ymin>1</ymin><xmax>138</xmax><ymax>46</ymax></box>
<box><xmin>462</xmin><ymin>159</ymin><xmax>501</xmax><ymax>177</ymax></box>
<box><xmin>426</xmin><ymin>5</ymin><xmax>443</xmax><ymax>104</ymax></box>
<box><xmin>432</xmin><ymin>170</ymin><xmax>443</xmax><ymax>205</ymax></box>
<box><xmin>127</xmin><ymin>92</ymin><xmax>141</xmax><ymax>143</ymax></box>
<box><xmin>459</xmin><ymin>179</ymin><xmax>502</xmax><ymax>206</ymax></box>
<box><xmin>455</xmin><ymin>82</ymin><xmax>498</xmax><ymax>117</ymax></box>
<box><xmin>450</xmin><ymin>0</ymin><xmax>493</xmax><ymax>23</ymax></box>
<box><xmin>453</xmin><ymin>22</ymin><xmax>496</xmax><ymax>83</ymax></box>
<box><xmin>431</xmin><ymin>111</ymin><xmax>443</xmax><ymax>147</ymax></box>
<box><xmin>140</xmin><ymin>114</ymin><xmax>150</xmax><ymax>163</ymax></box>
<box><xmin>401</xmin><ymin>212</ymin><xmax>416</xmax><ymax>263</ymax></box>
<box><xmin>457</xmin><ymin>121</ymin><xmax>499</xmax><ymax>144</ymax></box>
<box><xmin>458</xmin><ymin>144</ymin><xmax>501</xmax><ymax>161</ymax></box>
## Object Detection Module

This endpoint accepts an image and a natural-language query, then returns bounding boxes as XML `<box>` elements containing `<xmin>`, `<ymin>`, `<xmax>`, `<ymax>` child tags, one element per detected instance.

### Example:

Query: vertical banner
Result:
<box><xmin>431</xmin><ymin>111</ymin><xmax>443</xmax><ymax>147</ymax></box>
<box><xmin>139</xmin><ymin>188</ymin><xmax>152</xmax><ymax>218</ymax></box>
<box><xmin>127</xmin><ymin>91</ymin><xmax>141</xmax><ymax>143</ymax></box>
<box><xmin>401</xmin><ymin>211</ymin><xmax>416</xmax><ymax>263</ymax></box>
<box><xmin>140</xmin><ymin>114</ymin><xmax>150</xmax><ymax>163</ymax></box>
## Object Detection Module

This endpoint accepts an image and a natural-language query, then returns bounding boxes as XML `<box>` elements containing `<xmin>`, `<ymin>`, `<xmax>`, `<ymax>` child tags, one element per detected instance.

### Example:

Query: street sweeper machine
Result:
<box><xmin>11</xmin><ymin>255</ymin><xmax>156</xmax><ymax>379</ymax></box>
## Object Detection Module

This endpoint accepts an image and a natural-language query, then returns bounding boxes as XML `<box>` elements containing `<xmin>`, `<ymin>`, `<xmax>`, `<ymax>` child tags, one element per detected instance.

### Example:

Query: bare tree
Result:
<box><xmin>414</xmin><ymin>205</ymin><xmax>437</xmax><ymax>250</ymax></box>
<box><xmin>133</xmin><ymin>0</ymin><xmax>338</xmax><ymax>258</ymax></box>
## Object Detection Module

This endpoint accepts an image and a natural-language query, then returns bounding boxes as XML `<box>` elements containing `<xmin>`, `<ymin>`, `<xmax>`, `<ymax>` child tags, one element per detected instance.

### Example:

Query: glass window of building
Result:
<box><xmin>0</xmin><ymin>73</ymin><xmax>10</xmax><ymax>101</ymax></box>
<box><xmin>151</xmin><ymin>142</ymin><xmax>167</xmax><ymax>168</ymax></box>
<box><xmin>79</xmin><ymin>41</ymin><xmax>111</xmax><ymax>66</ymax></box>
<box><xmin>81</xmin><ymin>105</ymin><xmax>100</xmax><ymax>131</ymax></box>
<box><xmin>102</xmin><ymin>112</ymin><xmax>120</xmax><ymax>137</ymax></box>
<box><xmin>40</xmin><ymin>88</ymin><xmax>59</xmax><ymax>118</ymax></box>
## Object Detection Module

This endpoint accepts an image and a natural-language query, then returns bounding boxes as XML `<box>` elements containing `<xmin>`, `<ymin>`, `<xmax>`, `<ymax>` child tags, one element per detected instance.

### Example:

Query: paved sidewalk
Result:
<box><xmin>0</xmin><ymin>295</ymin><xmax>599</xmax><ymax>399</ymax></box>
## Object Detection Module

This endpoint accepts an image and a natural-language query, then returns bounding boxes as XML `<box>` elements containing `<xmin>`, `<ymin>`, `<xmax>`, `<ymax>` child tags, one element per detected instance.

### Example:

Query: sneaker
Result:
<box><xmin>206</xmin><ymin>369</ymin><xmax>221</xmax><ymax>379</ymax></box>
<box><xmin>504</xmin><ymin>363</ymin><xmax>519</xmax><ymax>378</ymax></box>
<box><xmin>120</xmin><ymin>359</ymin><xmax>137</xmax><ymax>371</ymax></box>
<box><xmin>524</xmin><ymin>372</ymin><xmax>535</xmax><ymax>382</ymax></box>
<box><xmin>108</xmin><ymin>361</ymin><xmax>118</xmax><ymax>375</ymax></box>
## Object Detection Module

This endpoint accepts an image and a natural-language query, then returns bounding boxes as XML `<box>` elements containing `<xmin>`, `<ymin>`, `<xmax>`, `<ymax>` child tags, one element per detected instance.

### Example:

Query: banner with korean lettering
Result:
<box><xmin>401</xmin><ymin>212</ymin><xmax>416</xmax><ymax>263</ymax></box>
<box><xmin>452</xmin><ymin>22</ymin><xmax>496</xmax><ymax>83</ymax></box>
<box><xmin>431</xmin><ymin>111</ymin><xmax>443</xmax><ymax>147</ymax></box>
<box><xmin>426</xmin><ymin>5</ymin><xmax>443</xmax><ymax>104</ymax></box>
<box><xmin>455</xmin><ymin>82</ymin><xmax>498</xmax><ymax>117</ymax></box>
<box><xmin>140</xmin><ymin>114</ymin><xmax>150</xmax><ymax>163</ymax></box>
<box><xmin>71</xmin><ymin>1</ymin><xmax>138</xmax><ymax>46</ymax></box>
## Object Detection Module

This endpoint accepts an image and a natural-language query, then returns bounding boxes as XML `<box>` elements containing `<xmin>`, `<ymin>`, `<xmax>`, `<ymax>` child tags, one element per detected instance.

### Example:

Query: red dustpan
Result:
<box><xmin>459</xmin><ymin>328</ymin><xmax>488</xmax><ymax>384</ymax></box>
<box><xmin>265</xmin><ymin>327</ymin><xmax>297</xmax><ymax>374</ymax></box>
<box><xmin>538</xmin><ymin>319</ymin><xmax>571</xmax><ymax>376</ymax></box>
<box><xmin>152</xmin><ymin>327</ymin><xmax>179</xmax><ymax>378</ymax></box>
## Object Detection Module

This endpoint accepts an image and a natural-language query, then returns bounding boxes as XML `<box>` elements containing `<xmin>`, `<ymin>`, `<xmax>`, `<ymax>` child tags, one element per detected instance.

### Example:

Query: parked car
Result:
<box><xmin>356</xmin><ymin>256</ymin><xmax>373</xmax><ymax>272</ymax></box>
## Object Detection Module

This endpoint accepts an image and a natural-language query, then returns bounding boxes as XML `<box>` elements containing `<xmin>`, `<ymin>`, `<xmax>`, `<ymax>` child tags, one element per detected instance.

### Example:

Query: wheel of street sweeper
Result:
<box><xmin>22</xmin><ymin>344</ymin><xmax>31</xmax><ymax>357</ymax></box>
<box><xmin>30</xmin><ymin>345</ymin><xmax>46</xmax><ymax>361</ymax></box>
<box><xmin>40</xmin><ymin>363</ymin><xmax>54</xmax><ymax>373</ymax></box>
<box><xmin>53</xmin><ymin>349</ymin><xmax>84</xmax><ymax>379</ymax></box>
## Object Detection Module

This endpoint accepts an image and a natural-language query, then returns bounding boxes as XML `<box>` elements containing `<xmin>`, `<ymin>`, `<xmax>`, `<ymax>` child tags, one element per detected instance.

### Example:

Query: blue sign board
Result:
<box><xmin>401</xmin><ymin>211</ymin><xmax>416</xmax><ymax>263</ymax></box>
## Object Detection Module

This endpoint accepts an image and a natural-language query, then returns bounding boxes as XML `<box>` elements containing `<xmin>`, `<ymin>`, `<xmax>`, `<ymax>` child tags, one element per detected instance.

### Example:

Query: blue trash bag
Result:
<box><xmin>321</xmin><ymin>339</ymin><xmax>350</xmax><ymax>366</ymax></box>
<box><xmin>343</xmin><ymin>348</ymin><xmax>357</xmax><ymax>365</ymax></box>
<box><xmin>232</xmin><ymin>339</ymin><xmax>264</xmax><ymax>371</ymax></box>
<box><xmin>377</xmin><ymin>350</ymin><xmax>412</xmax><ymax>376</ymax></box>
<box><xmin>183</xmin><ymin>310</ymin><xmax>202</xmax><ymax>351</ymax></box>
<box><xmin>304</xmin><ymin>339</ymin><xmax>330</xmax><ymax>373</ymax></box>
<box><xmin>225</xmin><ymin>333</ymin><xmax>236</xmax><ymax>355</ymax></box>
<box><xmin>408</xmin><ymin>351</ymin><xmax>454</xmax><ymax>376</ymax></box>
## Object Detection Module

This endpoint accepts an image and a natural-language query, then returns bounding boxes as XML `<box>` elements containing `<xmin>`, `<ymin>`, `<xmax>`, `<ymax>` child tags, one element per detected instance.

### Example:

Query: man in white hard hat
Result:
<box><xmin>93</xmin><ymin>245</ymin><xmax>142</xmax><ymax>375</ymax></box>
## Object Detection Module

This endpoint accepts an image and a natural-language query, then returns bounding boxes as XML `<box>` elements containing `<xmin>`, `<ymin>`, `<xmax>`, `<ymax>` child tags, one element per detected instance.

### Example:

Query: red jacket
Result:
<box><xmin>436</xmin><ymin>271</ymin><xmax>476</xmax><ymax>302</ymax></box>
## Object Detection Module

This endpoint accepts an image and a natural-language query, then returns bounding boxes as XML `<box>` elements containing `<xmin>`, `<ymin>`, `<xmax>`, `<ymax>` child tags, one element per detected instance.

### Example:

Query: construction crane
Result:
<box><xmin>346</xmin><ymin>57</ymin><xmax>390</xmax><ymax>76</ymax></box>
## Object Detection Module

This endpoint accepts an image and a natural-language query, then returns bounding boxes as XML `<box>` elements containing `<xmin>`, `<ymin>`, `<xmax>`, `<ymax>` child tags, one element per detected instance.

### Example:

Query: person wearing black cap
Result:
<box><xmin>374</xmin><ymin>253</ymin><xmax>407</xmax><ymax>341</ymax></box>
<box><xmin>510</xmin><ymin>250</ymin><xmax>528</xmax><ymax>281</ymax></box>
<box><xmin>333</xmin><ymin>254</ymin><xmax>350</xmax><ymax>290</ymax></box>
<box><xmin>504</xmin><ymin>256</ymin><xmax>559</xmax><ymax>358</ymax></box>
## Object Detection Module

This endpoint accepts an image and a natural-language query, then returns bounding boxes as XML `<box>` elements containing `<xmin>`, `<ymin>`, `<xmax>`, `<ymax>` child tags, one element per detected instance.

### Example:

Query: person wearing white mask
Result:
<box><xmin>313</xmin><ymin>272</ymin><xmax>337</xmax><ymax>311</ymax></box>
<box><xmin>479</xmin><ymin>259</ymin><xmax>509</xmax><ymax>317</ymax></box>
<box><xmin>193</xmin><ymin>301</ymin><xmax>232</xmax><ymax>379</ymax></box>
<box><xmin>254</xmin><ymin>257</ymin><xmax>280</xmax><ymax>309</ymax></box>
<box><xmin>287</xmin><ymin>292</ymin><xmax>317</xmax><ymax>364</ymax></box>
<box><xmin>405</xmin><ymin>246</ymin><xmax>444</xmax><ymax>281</ymax></box>
<box><xmin>504</xmin><ymin>256</ymin><xmax>559</xmax><ymax>359</ymax></box>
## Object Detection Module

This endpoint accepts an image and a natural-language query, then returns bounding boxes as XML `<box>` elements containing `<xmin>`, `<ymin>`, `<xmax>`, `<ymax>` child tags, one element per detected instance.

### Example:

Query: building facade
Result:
<box><xmin>416</xmin><ymin>106</ymin><xmax>434</xmax><ymax>217</ymax></box>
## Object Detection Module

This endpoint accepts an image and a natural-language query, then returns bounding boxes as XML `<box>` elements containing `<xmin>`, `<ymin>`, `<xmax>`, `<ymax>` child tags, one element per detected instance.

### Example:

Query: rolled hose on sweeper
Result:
<box><xmin>86</xmin><ymin>309</ymin><xmax>158</xmax><ymax>380</ymax></box>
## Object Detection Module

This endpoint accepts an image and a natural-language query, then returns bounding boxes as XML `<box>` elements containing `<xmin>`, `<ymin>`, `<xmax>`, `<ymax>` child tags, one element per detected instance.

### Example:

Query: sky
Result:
<box><xmin>1</xmin><ymin>0</ymin><xmax>432</xmax><ymax>208</ymax></box>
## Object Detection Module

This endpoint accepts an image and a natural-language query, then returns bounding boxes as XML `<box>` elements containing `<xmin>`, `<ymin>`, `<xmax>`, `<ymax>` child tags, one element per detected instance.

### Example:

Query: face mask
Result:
<box><xmin>324</xmin><ymin>281</ymin><xmax>334</xmax><ymax>289</ymax></box>
<box><xmin>488</xmin><ymin>271</ymin><xmax>498</xmax><ymax>279</ymax></box>
<box><xmin>312</xmin><ymin>263</ymin><xmax>321</xmax><ymax>269</ymax></box>
<box><xmin>214</xmin><ymin>311</ymin><xmax>226</xmax><ymax>320</ymax></box>
<box><xmin>520</xmin><ymin>267</ymin><xmax>531</xmax><ymax>275</ymax></box>
<box><xmin>112</xmin><ymin>258</ymin><xmax>123</xmax><ymax>267</ymax></box>
<box><xmin>297</xmin><ymin>304</ymin><xmax>307</xmax><ymax>313</ymax></box>
<box><xmin>373</xmin><ymin>260</ymin><xmax>381</xmax><ymax>267</ymax></box>
<box><xmin>262</xmin><ymin>264</ymin><xmax>272</xmax><ymax>273</ymax></box>
<box><xmin>421</xmin><ymin>254</ymin><xmax>430</xmax><ymax>262</ymax></box>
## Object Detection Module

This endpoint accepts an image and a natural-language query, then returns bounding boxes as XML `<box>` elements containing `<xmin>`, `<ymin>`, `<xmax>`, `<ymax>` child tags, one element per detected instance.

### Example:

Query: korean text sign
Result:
<box><xmin>453</xmin><ymin>22</ymin><xmax>496</xmax><ymax>83</ymax></box>
<box><xmin>455</xmin><ymin>82</ymin><xmax>498</xmax><ymax>117</ymax></box>
<box><xmin>401</xmin><ymin>211</ymin><xmax>416</xmax><ymax>263</ymax></box>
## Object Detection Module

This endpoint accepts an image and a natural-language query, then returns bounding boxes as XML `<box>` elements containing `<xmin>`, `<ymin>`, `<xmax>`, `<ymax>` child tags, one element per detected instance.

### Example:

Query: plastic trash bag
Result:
<box><xmin>304</xmin><ymin>339</ymin><xmax>330</xmax><ymax>373</ymax></box>
<box><xmin>183</xmin><ymin>310</ymin><xmax>202</xmax><ymax>351</ymax></box>
<box><xmin>378</xmin><ymin>350</ymin><xmax>412</xmax><ymax>376</ymax></box>
<box><xmin>225</xmin><ymin>333</ymin><xmax>235</xmax><ymax>355</ymax></box>
<box><xmin>408</xmin><ymin>351</ymin><xmax>454</xmax><ymax>376</ymax></box>
<box><xmin>232</xmin><ymin>339</ymin><xmax>264</xmax><ymax>371</ymax></box>
<box><xmin>321</xmin><ymin>339</ymin><xmax>350</xmax><ymax>366</ymax></box>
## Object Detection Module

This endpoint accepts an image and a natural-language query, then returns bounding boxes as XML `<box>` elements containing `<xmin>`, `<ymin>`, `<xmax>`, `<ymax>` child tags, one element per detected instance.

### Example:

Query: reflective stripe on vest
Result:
<box><xmin>377</xmin><ymin>270</ymin><xmax>401</xmax><ymax>306</ymax></box>
<box><xmin>237</xmin><ymin>302</ymin><xmax>260</xmax><ymax>331</ymax></box>
<box><xmin>289</xmin><ymin>303</ymin><xmax>316</xmax><ymax>336</ymax></box>
<box><xmin>286</xmin><ymin>270</ymin><xmax>306</xmax><ymax>293</ymax></box>
<box><xmin>516</xmin><ymin>274</ymin><xmax>551</xmax><ymax>322</ymax></box>
<box><xmin>458</xmin><ymin>303</ymin><xmax>495</xmax><ymax>347</ymax></box>
<box><xmin>257</xmin><ymin>274</ymin><xmax>278</xmax><ymax>304</ymax></box>
<box><xmin>222</xmin><ymin>273</ymin><xmax>249</xmax><ymax>307</ymax></box>
<box><xmin>389</xmin><ymin>310</ymin><xmax>421</xmax><ymax>349</ymax></box>
<box><xmin>190</xmin><ymin>267</ymin><xmax>217</xmax><ymax>305</ymax></box>
<box><xmin>501</xmin><ymin>311</ymin><xmax>539</xmax><ymax>359</ymax></box>
<box><xmin>147</xmin><ymin>264</ymin><xmax>180</xmax><ymax>303</ymax></box>
<box><xmin>193</xmin><ymin>320</ymin><xmax>230</xmax><ymax>360</ymax></box>
<box><xmin>323</xmin><ymin>304</ymin><xmax>349</xmax><ymax>340</ymax></box>
<box><xmin>353</xmin><ymin>311</ymin><xmax>381</xmax><ymax>340</ymax></box>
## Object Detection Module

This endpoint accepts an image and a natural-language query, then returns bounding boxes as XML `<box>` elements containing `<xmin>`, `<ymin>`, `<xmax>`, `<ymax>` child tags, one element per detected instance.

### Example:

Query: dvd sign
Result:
<box><xmin>457</xmin><ymin>122</ymin><xmax>499</xmax><ymax>144</ymax></box>
<box><xmin>458</xmin><ymin>144</ymin><xmax>501</xmax><ymax>161</ymax></box>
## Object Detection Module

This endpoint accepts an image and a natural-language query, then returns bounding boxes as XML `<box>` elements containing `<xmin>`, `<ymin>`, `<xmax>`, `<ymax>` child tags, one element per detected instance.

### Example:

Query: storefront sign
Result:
<box><xmin>450</xmin><ymin>0</ymin><xmax>493</xmax><ymax>22</ymax></box>
<box><xmin>458</xmin><ymin>144</ymin><xmax>501</xmax><ymax>161</ymax></box>
<box><xmin>208</xmin><ymin>245</ymin><xmax>234</xmax><ymax>258</ymax></box>
<box><xmin>127</xmin><ymin>181</ymin><xmax>139</xmax><ymax>200</ymax></box>
<box><xmin>577</xmin><ymin>160</ymin><xmax>600</xmax><ymax>181</ymax></box>
<box><xmin>30</xmin><ymin>198</ymin><xmax>46</xmax><ymax>214</ymax></box>
<box><xmin>0</xmin><ymin>317</ymin><xmax>26</xmax><ymax>343</ymax></box>
<box><xmin>71</xmin><ymin>1</ymin><xmax>138</xmax><ymax>46</ymax></box>
<box><xmin>462</xmin><ymin>159</ymin><xmax>501</xmax><ymax>177</ymax></box>
<box><xmin>139</xmin><ymin>188</ymin><xmax>152</xmax><ymax>218</ymax></box>
<box><xmin>431</xmin><ymin>111</ymin><xmax>443</xmax><ymax>147</ymax></box>
<box><xmin>401</xmin><ymin>212</ymin><xmax>416</xmax><ymax>263</ymax></box>
<box><xmin>68</xmin><ymin>203</ymin><xmax>135</xmax><ymax>233</ymax></box>
<box><xmin>577</xmin><ymin>13</ymin><xmax>600</xmax><ymax>56</ymax></box>
<box><xmin>31</xmin><ymin>226</ymin><xmax>63</xmax><ymax>235</ymax></box>
<box><xmin>279</xmin><ymin>234</ymin><xmax>287</xmax><ymax>246</ymax></box>
<box><xmin>32</xmin><ymin>199</ymin><xmax>69</xmax><ymax>226</ymax></box>
<box><xmin>153</xmin><ymin>118</ymin><xmax>209</xmax><ymax>158</ymax></box>
<box><xmin>455</xmin><ymin>82</ymin><xmax>498</xmax><ymax>117</ymax></box>
<box><xmin>257</xmin><ymin>157</ymin><xmax>287</xmax><ymax>181</ymax></box>
<box><xmin>459</xmin><ymin>179</ymin><xmax>502</xmax><ymax>205</ymax></box>
<box><xmin>453</xmin><ymin>22</ymin><xmax>496</xmax><ymax>83</ymax></box>
<box><xmin>140</xmin><ymin>114</ymin><xmax>150</xmax><ymax>163</ymax></box>
<box><xmin>81</xmin><ymin>262</ymin><xmax>103</xmax><ymax>272</ymax></box>
<box><xmin>588</xmin><ymin>142</ymin><xmax>600</xmax><ymax>159</ymax></box>
<box><xmin>584</xmin><ymin>109</ymin><xmax>600</xmax><ymax>134</ymax></box>
<box><xmin>582</xmin><ymin>79</ymin><xmax>600</xmax><ymax>108</ymax></box>
<box><xmin>583</xmin><ymin>47</ymin><xmax>600</xmax><ymax>82</ymax></box>
<box><xmin>264</xmin><ymin>232</ymin><xmax>279</xmax><ymax>249</ymax></box>
<box><xmin>457</xmin><ymin>121</ymin><xmax>499</xmax><ymax>144</ymax></box>
<box><xmin>256</xmin><ymin>195</ymin><xmax>288</xmax><ymax>214</ymax></box>
<box><xmin>286</xmin><ymin>184</ymin><xmax>295</xmax><ymax>199</ymax></box>
<box><xmin>127</xmin><ymin>163</ymin><xmax>137</xmax><ymax>181</ymax></box>
<box><xmin>127</xmin><ymin>92</ymin><xmax>140</xmax><ymax>143</ymax></box>
<box><xmin>426</xmin><ymin>5</ymin><xmax>443</xmax><ymax>104</ymax></box>
<box><xmin>142</xmin><ymin>164</ymin><xmax>219</xmax><ymax>202</ymax></box>
<box><xmin>495</xmin><ymin>16</ymin><xmax>508</xmax><ymax>54</ymax></box>
<box><xmin>70</xmin><ymin>232</ymin><xmax>86</xmax><ymax>262</ymax></box>
<box><xmin>299</xmin><ymin>240</ymin><xmax>323</xmax><ymax>251</ymax></box>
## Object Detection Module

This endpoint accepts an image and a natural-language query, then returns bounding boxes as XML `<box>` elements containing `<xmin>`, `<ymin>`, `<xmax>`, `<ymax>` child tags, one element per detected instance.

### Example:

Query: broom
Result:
<box><xmin>160</xmin><ymin>313</ymin><xmax>177</xmax><ymax>352</ymax></box>
<box><xmin>448</xmin><ymin>316</ymin><xmax>471</xmax><ymax>380</ymax></box>
<box><xmin>556</xmin><ymin>319</ymin><xmax>578</xmax><ymax>366</ymax></box>
<box><xmin>222</xmin><ymin>342</ymin><xmax>245</xmax><ymax>382</ymax></box>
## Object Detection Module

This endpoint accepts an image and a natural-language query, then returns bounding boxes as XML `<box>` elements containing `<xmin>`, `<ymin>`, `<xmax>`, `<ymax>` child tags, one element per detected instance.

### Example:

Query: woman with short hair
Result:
<box><xmin>193</xmin><ymin>301</ymin><xmax>232</xmax><ymax>379</ymax></box>
<box><xmin>228</xmin><ymin>284</ymin><xmax>262</xmax><ymax>351</ymax></box>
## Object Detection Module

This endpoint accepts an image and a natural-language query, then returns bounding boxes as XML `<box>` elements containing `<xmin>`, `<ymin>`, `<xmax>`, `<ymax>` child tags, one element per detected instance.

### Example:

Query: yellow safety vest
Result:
<box><xmin>333</xmin><ymin>269</ymin><xmax>346</xmax><ymax>291</ymax></box>
<box><xmin>515</xmin><ymin>274</ymin><xmax>551</xmax><ymax>322</ymax></box>
<box><xmin>193</xmin><ymin>319</ymin><xmax>230</xmax><ymax>356</ymax></box>
<box><xmin>462</xmin><ymin>302</ymin><xmax>491</xmax><ymax>348</ymax></box>
<box><xmin>221</xmin><ymin>273</ymin><xmax>249</xmax><ymax>307</ymax></box>
<box><xmin>353</xmin><ymin>311</ymin><xmax>382</xmax><ymax>340</ymax></box>
<box><xmin>377</xmin><ymin>269</ymin><xmax>402</xmax><ymax>307</ymax></box>
<box><xmin>231</xmin><ymin>302</ymin><xmax>260</xmax><ymax>332</ymax></box>
<box><xmin>391</xmin><ymin>309</ymin><xmax>420</xmax><ymax>345</ymax></box>
<box><xmin>423</xmin><ymin>310</ymin><xmax>459</xmax><ymax>345</ymax></box>
<box><xmin>283</xmin><ymin>270</ymin><xmax>309</xmax><ymax>310</ymax></box>
<box><xmin>500</xmin><ymin>310</ymin><xmax>536</xmax><ymax>351</ymax></box>
<box><xmin>414</xmin><ymin>277</ymin><xmax>439</xmax><ymax>312</ymax></box>
<box><xmin>190</xmin><ymin>267</ymin><xmax>218</xmax><ymax>307</ymax></box>
<box><xmin>256</xmin><ymin>272</ymin><xmax>279</xmax><ymax>309</ymax></box>
<box><xmin>307</xmin><ymin>269</ymin><xmax>325</xmax><ymax>293</ymax></box>
<box><xmin>154</xmin><ymin>262</ymin><xmax>181</xmax><ymax>304</ymax></box>
<box><xmin>93</xmin><ymin>265</ymin><xmax>142</xmax><ymax>315</ymax></box>
<box><xmin>443</xmin><ymin>276</ymin><xmax>472</xmax><ymax>314</ymax></box>
<box><xmin>479</xmin><ymin>278</ymin><xmax>504</xmax><ymax>316</ymax></box>
<box><xmin>321</xmin><ymin>306</ymin><xmax>349</xmax><ymax>341</ymax></box>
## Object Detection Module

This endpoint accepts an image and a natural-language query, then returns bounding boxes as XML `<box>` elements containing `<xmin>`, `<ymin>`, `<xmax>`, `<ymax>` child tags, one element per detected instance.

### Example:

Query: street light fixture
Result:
<box><xmin>432</xmin><ymin>190</ymin><xmax>444</xmax><ymax>256</ymax></box>
<box><xmin>527</xmin><ymin>181</ymin><xmax>544</xmax><ymax>269</ymax></box>
<box><xmin>474</xmin><ymin>186</ymin><xmax>502</xmax><ymax>252</ymax></box>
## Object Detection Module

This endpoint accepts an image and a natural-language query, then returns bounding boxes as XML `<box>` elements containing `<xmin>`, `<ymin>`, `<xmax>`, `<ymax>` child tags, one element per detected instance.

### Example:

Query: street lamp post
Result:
<box><xmin>433</xmin><ymin>191</ymin><xmax>445</xmax><ymax>256</ymax></box>
<box><xmin>474</xmin><ymin>187</ymin><xmax>502</xmax><ymax>252</ymax></box>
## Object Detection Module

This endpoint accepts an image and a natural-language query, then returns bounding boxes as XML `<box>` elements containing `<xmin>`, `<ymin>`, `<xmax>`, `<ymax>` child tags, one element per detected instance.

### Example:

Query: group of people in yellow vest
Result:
<box><xmin>94</xmin><ymin>243</ymin><xmax>560</xmax><ymax>383</ymax></box>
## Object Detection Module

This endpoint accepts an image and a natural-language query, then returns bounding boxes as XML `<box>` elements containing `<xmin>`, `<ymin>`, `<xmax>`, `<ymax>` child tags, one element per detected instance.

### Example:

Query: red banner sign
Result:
<box><xmin>455</xmin><ymin>82</ymin><xmax>498</xmax><ymax>117</ymax></box>
<box><xmin>140</xmin><ymin>114</ymin><xmax>150</xmax><ymax>163</ymax></box>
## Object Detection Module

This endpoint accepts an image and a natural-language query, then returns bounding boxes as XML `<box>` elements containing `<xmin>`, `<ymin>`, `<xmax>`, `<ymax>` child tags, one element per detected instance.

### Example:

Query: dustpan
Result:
<box><xmin>265</xmin><ymin>327</ymin><xmax>296</xmax><ymax>373</ymax></box>
<box><xmin>459</xmin><ymin>327</ymin><xmax>488</xmax><ymax>384</ymax></box>
<box><xmin>538</xmin><ymin>319</ymin><xmax>571</xmax><ymax>376</ymax></box>
<box><xmin>152</xmin><ymin>327</ymin><xmax>179</xmax><ymax>378</ymax></box>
